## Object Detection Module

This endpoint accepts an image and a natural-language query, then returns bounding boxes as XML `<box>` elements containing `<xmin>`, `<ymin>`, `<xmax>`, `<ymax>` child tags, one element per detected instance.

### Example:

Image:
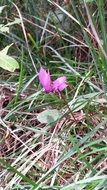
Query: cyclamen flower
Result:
<box><xmin>38</xmin><ymin>67</ymin><xmax>67</xmax><ymax>93</ymax></box>
<box><xmin>39</xmin><ymin>67</ymin><xmax>52</xmax><ymax>93</ymax></box>
<box><xmin>52</xmin><ymin>76</ymin><xmax>67</xmax><ymax>92</ymax></box>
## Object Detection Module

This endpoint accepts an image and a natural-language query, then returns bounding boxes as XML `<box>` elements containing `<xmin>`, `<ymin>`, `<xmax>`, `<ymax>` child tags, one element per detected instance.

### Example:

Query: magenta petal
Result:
<box><xmin>52</xmin><ymin>76</ymin><xmax>67</xmax><ymax>92</ymax></box>
<box><xmin>38</xmin><ymin>67</ymin><xmax>52</xmax><ymax>92</ymax></box>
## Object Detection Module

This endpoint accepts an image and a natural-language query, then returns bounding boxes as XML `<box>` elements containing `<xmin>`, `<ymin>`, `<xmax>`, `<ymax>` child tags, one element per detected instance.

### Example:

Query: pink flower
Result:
<box><xmin>52</xmin><ymin>77</ymin><xmax>67</xmax><ymax>92</ymax></box>
<box><xmin>38</xmin><ymin>67</ymin><xmax>67</xmax><ymax>93</ymax></box>
<box><xmin>39</xmin><ymin>67</ymin><xmax>52</xmax><ymax>93</ymax></box>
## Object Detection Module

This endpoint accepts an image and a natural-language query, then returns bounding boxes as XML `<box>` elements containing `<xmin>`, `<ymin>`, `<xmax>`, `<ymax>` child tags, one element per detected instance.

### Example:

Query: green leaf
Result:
<box><xmin>37</xmin><ymin>109</ymin><xmax>61</xmax><ymax>124</ymax></box>
<box><xmin>6</xmin><ymin>18</ymin><xmax>21</xmax><ymax>26</ymax></box>
<box><xmin>0</xmin><ymin>24</ymin><xmax>9</xmax><ymax>33</ymax></box>
<box><xmin>0</xmin><ymin>6</ymin><xmax>6</xmax><ymax>14</ymax></box>
<box><xmin>0</xmin><ymin>18</ymin><xmax>20</xmax><ymax>34</ymax></box>
<box><xmin>0</xmin><ymin>45</ymin><xmax>19</xmax><ymax>72</ymax></box>
<box><xmin>0</xmin><ymin>44</ymin><xmax>13</xmax><ymax>55</ymax></box>
<box><xmin>0</xmin><ymin>53</ymin><xmax>19</xmax><ymax>72</ymax></box>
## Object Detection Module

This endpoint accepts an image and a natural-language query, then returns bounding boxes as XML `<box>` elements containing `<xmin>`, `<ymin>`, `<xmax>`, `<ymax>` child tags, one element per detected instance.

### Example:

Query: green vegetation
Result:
<box><xmin>0</xmin><ymin>0</ymin><xmax>107</xmax><ymax>189</ymax></box>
